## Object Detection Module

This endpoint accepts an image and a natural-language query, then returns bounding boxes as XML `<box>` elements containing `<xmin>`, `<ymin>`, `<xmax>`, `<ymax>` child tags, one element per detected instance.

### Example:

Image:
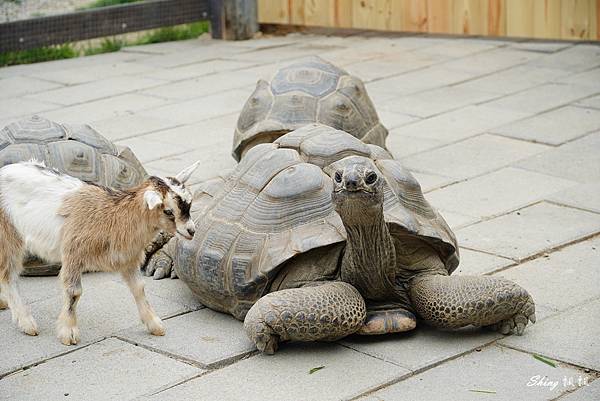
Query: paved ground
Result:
<box><xmin>1</xmin><ymin>32</ymin><xmax>600</xmax><ymax>401</ymax></box>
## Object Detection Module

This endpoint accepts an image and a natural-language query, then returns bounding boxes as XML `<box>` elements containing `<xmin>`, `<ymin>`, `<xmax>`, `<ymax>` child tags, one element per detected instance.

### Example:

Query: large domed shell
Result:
<box><xmin>232</xmin><ymin>56</ymin><xmax>388</xmax><ymax>161</ymax></box>
<box><xmin>178</xmin><ymin>124</ymin><xmax>458</xmax><ymax>319</ymax></box>
<box><xmin>0</xmin><ymin>116</ymin><xmax>146</xmax><ymax>189</ymax></box>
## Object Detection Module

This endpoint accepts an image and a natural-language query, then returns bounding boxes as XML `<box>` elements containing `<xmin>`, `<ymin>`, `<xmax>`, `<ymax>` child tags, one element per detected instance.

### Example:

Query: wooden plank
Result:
<box><xmin>532</xmin><ymin>0</ymin><xmax>561</xmax><ymax>39</ymax></box>
<box><xmin>211</xmin><ymin>0</ymin><xmax>258</xmax><ymax>40</ymax></box>
<box><xmin>334</xmin><ymin>0</ymin><xmax>354</xmax><ymax>27</ymax></box>
<box><xmin>593</xmin><ymin>0</ymin><xmax>599</xmax><ymax>39</ymax></box>
<box><xmin>258</xmin><ymin>0</ymin><xmax>289</xmax><ymax>24</ymax></box>
<box><xmin>487</xmin><ymin>0</ymin><xmax>506</xmax><ymax>36</ymax></box>
<box><xmin>304</xmin><ymin>0</ymin><xmax>336</xmax><ymax>27</ymax></box>
<box><xmin>394</xmin><ymin>0</ymin><xmax>428</xmax><ymax>32</ymax></box>
<box><xmin>453</xmin><ymin>0</ymin><xmax>487</xmax><ymax>35</ymax></box>
<box><xmin>0</xmin><ymin>0</ymin><xmax>209</xmax><ymax>52</ymax></box>
<box><xmin>427</xmin><ymin>0</ymin><xmax>453</xmax><ymax>34</ymax></box>
<box><xmin>506</xmin><ymin>0</ymin><xmax>534</xmax><ymax>37</ymax></box>
<box><xmin>561</xmin><ymin>0</ymin><xmax>593</xmax><ymax>39</ymax></box>
<box><xmin>289</xmin><ymin>0</ymin><xmax>306</xmax><ymax>25</ymax></box>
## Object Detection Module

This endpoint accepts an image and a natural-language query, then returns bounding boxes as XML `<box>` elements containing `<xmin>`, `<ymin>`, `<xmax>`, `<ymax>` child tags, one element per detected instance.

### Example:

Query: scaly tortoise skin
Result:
<box><xmin>0</xmin><ymin>115</ymin><xmax>148</xmax><ymax>275</ymax></box>
<box><xmin>148</xmin><ymin>124</ymin><xmax>536</xmax><ymax>354</ymax></box>
<box><xmin>232</xmin><ymin>56</ymin><xmax>389</xmax><ymax>161</ymax></box>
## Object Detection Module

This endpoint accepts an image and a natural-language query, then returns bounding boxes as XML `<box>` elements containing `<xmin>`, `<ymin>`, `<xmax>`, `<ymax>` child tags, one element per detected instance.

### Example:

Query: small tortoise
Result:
<box><xmin>148</xmin><ymin>124</ymin><xmax>536</xmax><ymax>354</ymax></box>
<box><xmin>0</xmin><ymin>115</ymin><xmax>147</xmax><ymax>275</ymax></box>
<box><xmin>232</xmin><ymin>56</ymin><xmax>389</xmax><ymax>161</ymax></box>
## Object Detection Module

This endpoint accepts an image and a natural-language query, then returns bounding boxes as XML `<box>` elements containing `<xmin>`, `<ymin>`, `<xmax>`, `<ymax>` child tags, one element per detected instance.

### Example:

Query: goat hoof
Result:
<box><xmin>0</xmin><ymin>298</ymin><xmax>8</xmax><ymax>310</ymax></box>
<box><xmin>17</xmin><ymin>315</ymin><xmax>39</xmax><ymax>336</ymax></box>
<box><xmin>148</xmin><ymin>318</ymin><xmax>165</xmax><ymax>336</ymax></box>
<box><xmin>57</xmin><ymin>326</ymin><xmax>80</xmax><ymax>345</ymax></box>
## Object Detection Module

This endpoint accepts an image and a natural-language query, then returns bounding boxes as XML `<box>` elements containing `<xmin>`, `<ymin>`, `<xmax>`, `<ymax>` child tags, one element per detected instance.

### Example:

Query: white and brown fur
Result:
<box><xmin>0</xmin><ymin>160</ymin><xmax>199</xmax><ymax>345</ymax></box>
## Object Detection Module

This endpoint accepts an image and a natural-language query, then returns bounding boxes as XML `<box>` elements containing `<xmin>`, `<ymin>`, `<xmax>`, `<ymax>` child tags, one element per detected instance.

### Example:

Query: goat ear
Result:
<box><xmin>175</xmin><ymin>160</ymin><xmax>201</xmax><ymax>184</ymax></box>
<box><xmin>143</xmin><ymin>190</ymin><xmax>163</xmax><ymax>210</ymax></box>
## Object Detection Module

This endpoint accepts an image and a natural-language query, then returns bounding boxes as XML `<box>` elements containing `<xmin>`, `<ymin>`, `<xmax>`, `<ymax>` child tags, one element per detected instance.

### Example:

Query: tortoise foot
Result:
<box><xmin>488</xmin><ymin>298</ymin><xmax>536</xmax><ymax>336</ymax></box>
<box><xmin>357</xmin><ymin>309</ymin><xmax>416</xmax><ymax>335</ymax></box>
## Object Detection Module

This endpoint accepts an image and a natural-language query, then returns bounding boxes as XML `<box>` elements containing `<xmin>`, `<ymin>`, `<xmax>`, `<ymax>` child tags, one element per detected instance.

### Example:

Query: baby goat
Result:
<box><xmin>0</xmin><ymin>160</ymin><xmax>200</xmax><ymax>345</ymax></box>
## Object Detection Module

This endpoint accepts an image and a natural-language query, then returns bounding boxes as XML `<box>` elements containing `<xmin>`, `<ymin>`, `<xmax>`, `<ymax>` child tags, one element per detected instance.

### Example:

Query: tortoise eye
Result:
<box><xmin>334</xmin><ymin>172</ymin><xmax>343</xmax><ymax>183</ymax></box>
<box><xmin>365</xmin><ymin>172</ymin><xmax>378</xmax><ymax>185</ymax></box>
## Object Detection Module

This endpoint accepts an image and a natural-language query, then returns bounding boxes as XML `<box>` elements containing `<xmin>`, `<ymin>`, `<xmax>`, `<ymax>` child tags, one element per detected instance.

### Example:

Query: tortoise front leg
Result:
<box><xmin>244</xmin><ymin>282</ymin><xmax>366</xmax><ymax>354</ymax></box>
<box><xmin>409</xmin><ymin>275</ymin><xmax>536</xmax><ymax>335</ymax></box>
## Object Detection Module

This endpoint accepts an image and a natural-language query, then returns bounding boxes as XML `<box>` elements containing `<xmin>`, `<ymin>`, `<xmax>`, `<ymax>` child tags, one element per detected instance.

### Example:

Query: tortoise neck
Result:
<box><xmin>340</xmin><ymin>207</ymin><xmax>397</xmax><ymax>300</ymax></box>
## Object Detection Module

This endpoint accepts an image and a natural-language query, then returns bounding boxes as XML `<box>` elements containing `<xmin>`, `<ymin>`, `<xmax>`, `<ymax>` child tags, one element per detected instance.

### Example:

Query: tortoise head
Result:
<box><xmin>331</xmin><ymin>159</ymin><xmax>384</xmax><ymax>223</ymax></box>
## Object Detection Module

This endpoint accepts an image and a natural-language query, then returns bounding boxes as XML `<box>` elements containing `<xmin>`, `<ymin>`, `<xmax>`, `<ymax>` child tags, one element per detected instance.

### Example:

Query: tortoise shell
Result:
<box><xmin>0</xmin><ymin>115</ymin><xmax>146</xmax><ymax>189</ymax></box>
<box><xmin>175</xmin><ymin>124</ymin><xmax>458</xmax><ymax>319</ymax></box>
<box><xmin>232</xmin><ymin>56</ymin><xmax>389</xmax><ymax>161</ymax></box>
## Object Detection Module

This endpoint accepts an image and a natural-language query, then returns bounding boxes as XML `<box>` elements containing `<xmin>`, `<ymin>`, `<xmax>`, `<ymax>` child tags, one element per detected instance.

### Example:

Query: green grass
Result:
<box><xmin>83</xmin><ymin>38</ymin><xmax>124</xmax><ymax>56</ymax></box>
<box><xmin>0</xmin><ymin>21</ymin><xmax>209</xmax><ymax>67</ymax></box>
<box><xmin>83</xmin><ymin>0</ymin><xmax>143</xmax><ymax>9</ymax></box>
<box><xmin>134</xmin><ymin>21</ymin><xmax>210</xmax><ymax>45</ymax></box>
<box><xmin>0</xmin><ymin>45</ymin><xmax>77</xmax><ymax>67</ymax></box>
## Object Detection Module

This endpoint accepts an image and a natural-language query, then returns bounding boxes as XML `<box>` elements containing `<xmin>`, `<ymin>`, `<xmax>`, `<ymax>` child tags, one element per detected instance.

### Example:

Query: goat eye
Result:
<box><xmin>163</xmin><ymin>209</ymin><xmax>174</xmax><ymax>217</ymax></box>
<box><xmin>365</xmin><ymin>172</ymin><xmax>378</xmax><ymax>184</ymax></box>
<box><xmin>334</xmin><ymin>172</ymin><xmax>342</xmax><ymax>183</ymax></box>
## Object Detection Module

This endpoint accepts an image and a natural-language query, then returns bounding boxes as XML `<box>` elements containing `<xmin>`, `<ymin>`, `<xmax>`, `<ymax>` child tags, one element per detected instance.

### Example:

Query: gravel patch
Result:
<box><xmin>1</xmin><ymin>0</ymin><xmax>97</xmax><ymax>23</ymax></box>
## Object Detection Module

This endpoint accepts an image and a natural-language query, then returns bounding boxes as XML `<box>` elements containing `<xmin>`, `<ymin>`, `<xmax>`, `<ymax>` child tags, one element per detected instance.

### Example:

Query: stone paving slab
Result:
<box><xmin>403</xmin><ymin>134</ymin><xmax>548</xmax><ymax>180</ymax></box>
<box><xmin>517</xmin><ymin>132</ymin><xmax>600</xmax><ymax>183</ymax></box>
<box><xmin>358</xmin><ymin>345</ymin><xmax>594</xmax><ymax>401</ymax></box>
<box><xmin>391</xmin><ymin>105</ymin><xmax>530</xmax><ymax>142</ymax></box>
<box><xmin>137</xmin><ymin>88</ymin><xmax>252</xmax><ymax>125</ymax></box>
<box><xmin>528</xmin><ymin>44</ymin><xmax>600</xmax><ymax>72</ymax></box>
<box><xmin>27</xmin><ymin>62</ymin><xmax>162</xmax><ymax>86</ymax></box>
<box><xmin>384</xmin><ymin>85</ymin><xmax>500</xmax><ymax>118</ymax></box>
<box><xmin>0</xmin><ymin>273</ymin><xmax>191</xmax><ymax>376</ymax></box>
<box><xmin>500</xmin><ymin>298</ymin><xmax>600</xmax><ymax>371</ymax></box>
<box><xmin>149</xmin><ymin>343</ymin><xmax>410</xmax><ymax>401</ymax></box>
<box><xmin>425</xmin><ymin>167</ymin><xmax>576</xmax><ymax>219</ymax></box>
<box><xmin>453</xmin><ymin>65</ymin><xmax>568</xmax><ymax>95</ymax></box>
<box><xmin>454</xmin><ymin>248</ymin><xmax>515</xmax><ymax>276</ymax></box>
<box><xmin>547</xmin><ymin>182</ymin><xmax>600</xmax><ymax>214</ymax></box>
<box><xmin>496</xmin><ymin>236</ymin><xmax>600</xmax><ymax>313</ymax></box>
<box><xmin>482</xmin><ymin>83</ymin><xmax>599</xmax><ymax>115</ymax></box>
<box><xmin>576</xmin><ymin>94</ymin><xmax>600</xmax><ymax>109</ymax></box>
<box><xmin>0</xmin><ymin>97</ymin><xmax>58</xmax><ymax>120</ymax></box>
<box><xmin>89</xmin><ymin>114</ymin><xmax>180</xmax><ymax>141</ymax></box>
<box><xmin>0</xmin><ymin>76</ymin><xmax>63</xmax><ymax>99</ymax></box>
<box><xmin>0</xmin><ymin>338</ymin><xmax>202</xmax><ymax>401</ymax></box>
<box><xmin>342</xmin><ymin>326</ymin><xmax>500</xmax><ymax>372</ymax></box>
<box><xmin>39</xmin><ymin>93</ymin><xmax>167</xmax><ymax>124</ymax></box>
<box><xmin>440</xmin><ymin>48</ymin><xmax>541</xmax><ymax>75</ymax></box>
<box><xmin>25</xmin><ymin>75</ymin><xmax>165</xmax><ymax>106</ymax></box>
<box><xmin>457</xmin><ymin>202</ymin><xmax>600</xmax><ymax>260</ymax></box>
<box><xmin>491</xmin><ymin>106</ymin><xmax>600</xmax><ymax>145</ymax></box>
<box><xmin>561</xmin><ymin>379</ymin><xmax>600</xmax><ymax>401</ymax></box>
<box><xmin>119</xmin><ymin>309</ymin><xmax>254</xmax><ymax>368</ymax></box>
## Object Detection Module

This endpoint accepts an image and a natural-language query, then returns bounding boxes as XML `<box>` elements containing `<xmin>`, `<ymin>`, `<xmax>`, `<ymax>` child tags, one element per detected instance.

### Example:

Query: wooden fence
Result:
<box><xmin>258</xmin><ymin>0</ymin><xmax>600</xmax><ymax>41</ymax></box>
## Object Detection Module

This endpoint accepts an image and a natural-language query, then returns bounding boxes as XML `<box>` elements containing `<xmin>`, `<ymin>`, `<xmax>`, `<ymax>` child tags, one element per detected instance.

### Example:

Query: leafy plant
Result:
<box><xmin>135</xmin><ymin>21</ymin><xmax>209</xmax><ymax>45</ymax></box>
<box><xmin>0</xmin><ymin>44</ymin><xmax>77</xmax><ymax>67</ymax></box>
<box><xmin>83</xmin><ymin>38</ymin><xmax>124</xmax><ymax>56</ymax></box>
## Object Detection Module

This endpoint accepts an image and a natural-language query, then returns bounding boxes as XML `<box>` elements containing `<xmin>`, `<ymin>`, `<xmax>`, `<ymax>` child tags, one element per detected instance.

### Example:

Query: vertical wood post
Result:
<box><xmin>210</xmin><ymin>0</ymin><xmax>258</xmax><ymax>40</ymax></box>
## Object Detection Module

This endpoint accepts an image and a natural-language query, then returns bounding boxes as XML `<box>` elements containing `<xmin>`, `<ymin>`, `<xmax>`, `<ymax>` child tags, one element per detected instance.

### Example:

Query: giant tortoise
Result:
<box><xmin>148</xmin><ymin>124</ymin><xmax>536</xmax><ymax>354</ymax></box>
<box><xmin>232</xmin><ymin>56</ymin><xmax>389</xmax><ymax>160</ymax></box>
<box><xmin>0</xmin><ymin>115</ymin><xmax>147</xmax><ymax>275</ymax></box>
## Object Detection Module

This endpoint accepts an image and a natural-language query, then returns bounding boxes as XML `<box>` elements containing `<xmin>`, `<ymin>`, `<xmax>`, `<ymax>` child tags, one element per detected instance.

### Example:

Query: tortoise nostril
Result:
<box><xmin>345</xmin><ymin>178</ymin><xmax>358</xmax><ymax>189</ymax></box>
